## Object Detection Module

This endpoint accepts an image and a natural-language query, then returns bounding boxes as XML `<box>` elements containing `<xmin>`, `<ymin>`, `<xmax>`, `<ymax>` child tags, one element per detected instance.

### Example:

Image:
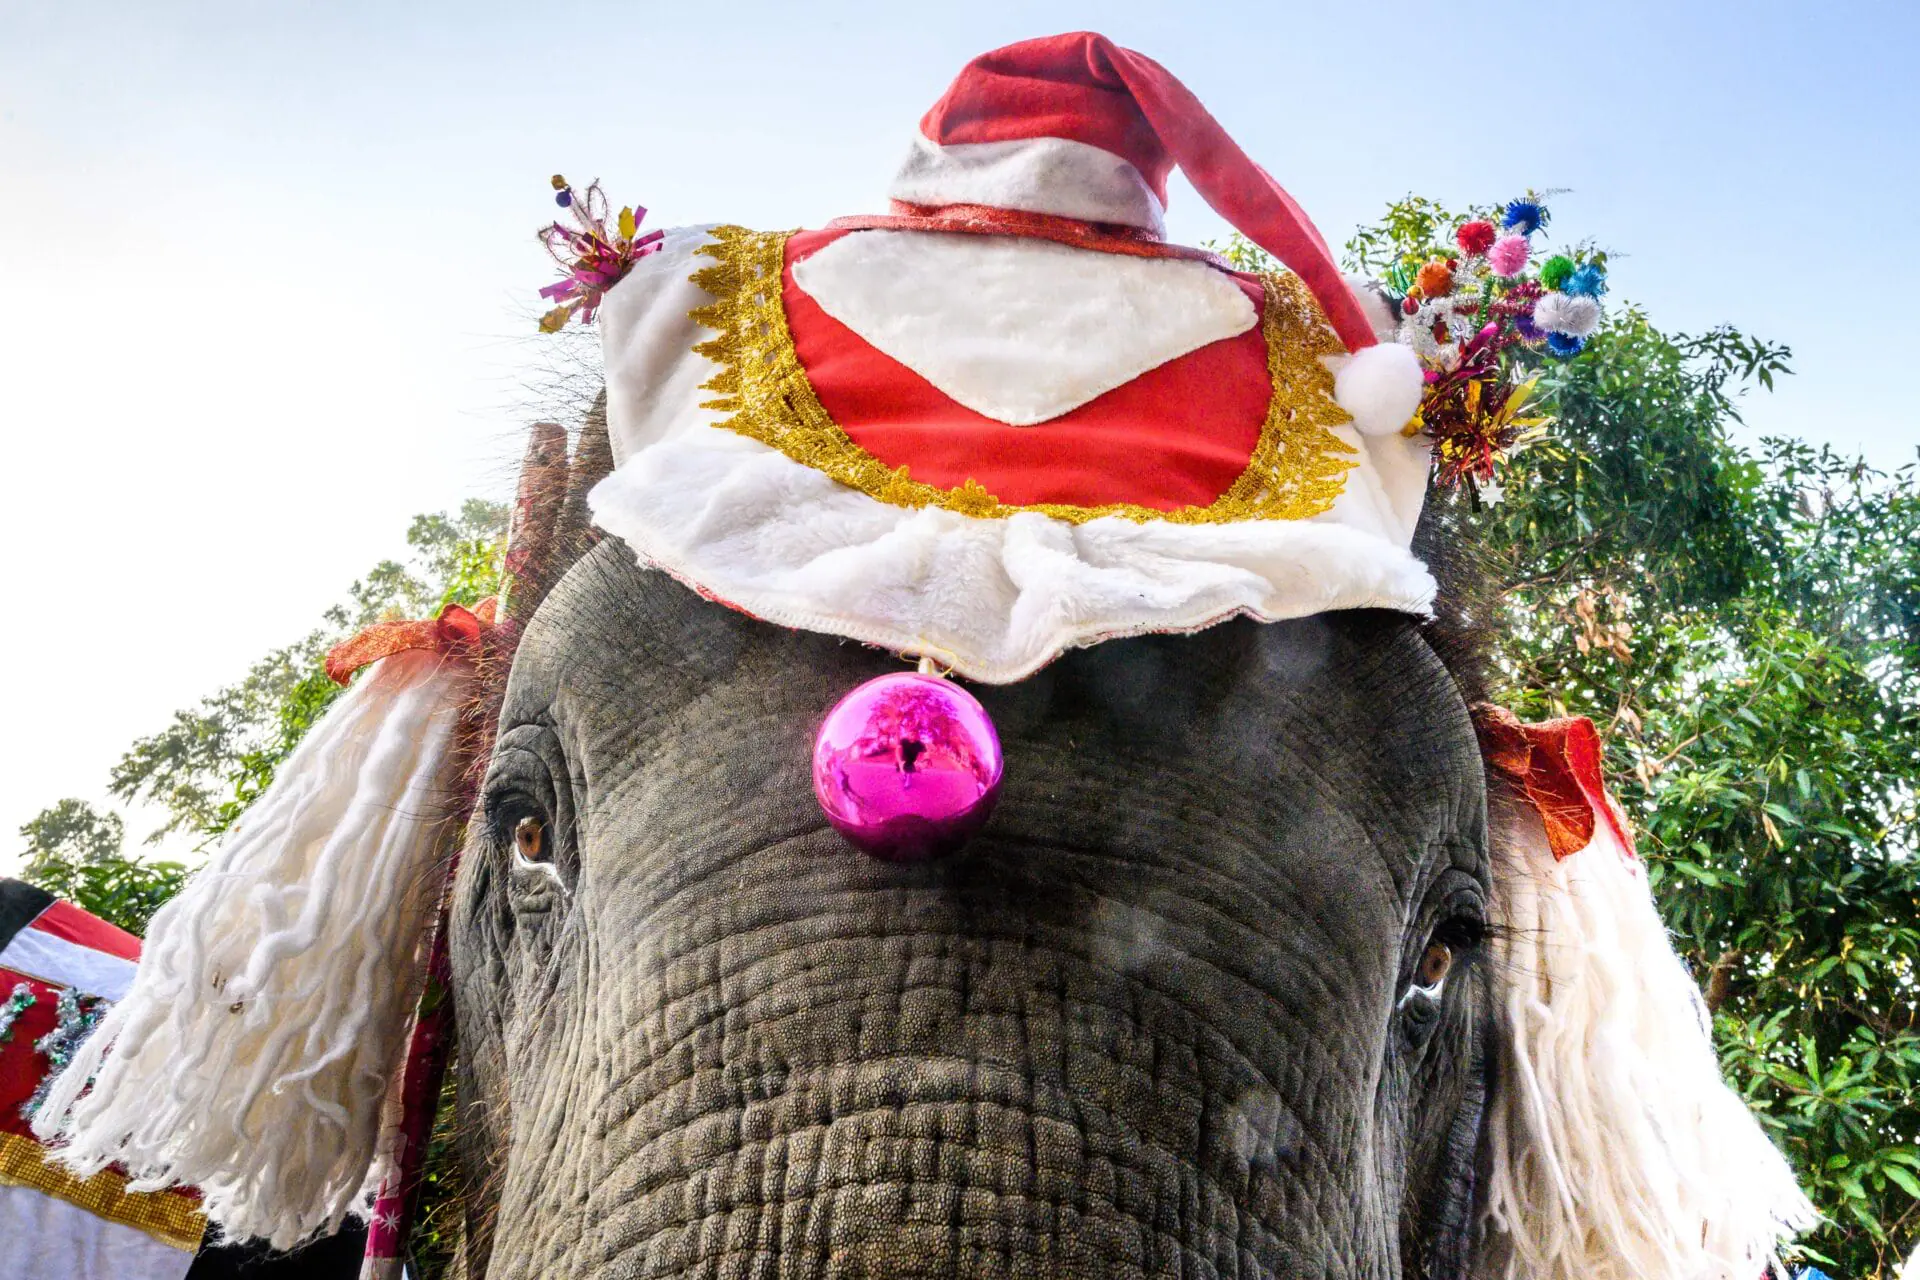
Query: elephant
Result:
<box><xmin>34</xmin><ymin>31</ymin><xmax>1813</xmax><ymax>1276</ymax></box>
<box><xmin>445</xmin><ymin>530</ymin><xmax>1499</xmax><ymax>1279</ymax></box>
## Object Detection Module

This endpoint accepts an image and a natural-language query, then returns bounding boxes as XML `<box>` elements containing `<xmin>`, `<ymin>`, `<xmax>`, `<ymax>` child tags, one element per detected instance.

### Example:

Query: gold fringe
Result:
<box><xmin>0</xmin><ymin>1130</ymin><xmax>205</xmax><ymax>1252</ymax></box>
<box><xmin>689</xmin><ymin>226</ymin><xmax>1357</xmax><ymax>525</ymax></box>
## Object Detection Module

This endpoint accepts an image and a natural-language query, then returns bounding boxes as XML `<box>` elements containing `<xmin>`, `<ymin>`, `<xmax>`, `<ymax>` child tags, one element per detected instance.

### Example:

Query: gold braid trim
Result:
<box><xmin>689</xmin><ymin>225</ymin><xmax>1357</xmax><ymax>525</ymax></box>
<box><xmin>0</xmin><ymin>1130</ymin><xmax>206</xmax><ymax>1252</ymax></box>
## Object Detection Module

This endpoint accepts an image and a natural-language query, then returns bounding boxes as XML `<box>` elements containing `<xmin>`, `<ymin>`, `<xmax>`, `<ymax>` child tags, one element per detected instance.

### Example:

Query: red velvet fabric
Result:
<box><xmin>915</xmin><ymin>32</ymin><xmax>1377</xmax><ymax>351</ymax></box>
<box><xmin>784</xmin><ymin>229</ymin><xmax>1272</xmax><ymax>511</ymax></box>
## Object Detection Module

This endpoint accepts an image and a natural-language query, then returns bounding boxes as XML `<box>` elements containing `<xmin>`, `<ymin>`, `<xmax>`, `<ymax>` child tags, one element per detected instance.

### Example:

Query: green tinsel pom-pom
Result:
<box><xmin>1539</xmin><ymin>255</ymin><xmax>1576</xmax><ymax>291</ymax></box>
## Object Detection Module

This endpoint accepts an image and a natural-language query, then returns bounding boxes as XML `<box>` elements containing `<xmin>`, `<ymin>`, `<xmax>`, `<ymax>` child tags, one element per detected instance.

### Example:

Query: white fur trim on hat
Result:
<box><xmin>888</xmin><ymin>132</ymin><xmax>1167</xmax><ymax>234</ymax></box>
<box><xmin>589</xmin><ymin>430</ymin><xmax>1434</xmax><ymax>683</ymax></box>
<box><xmin>593</xmin><ymin>224</ymin><xmax>1438</xmax><ymax>681</ymax></box>
<box><xmin>1328</xmin><ymin>341</ymin><xmax>1425</xmax><ymax>437</ymax></box>
<box><xmin>791</xmin><ymin>230</ymin><xmax>1257</xmax><ymax>426</ymax></box>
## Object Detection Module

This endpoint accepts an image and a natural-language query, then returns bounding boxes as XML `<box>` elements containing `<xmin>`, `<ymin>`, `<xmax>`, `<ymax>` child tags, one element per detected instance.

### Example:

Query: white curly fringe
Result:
<box><xmin>1484</xmin><ymin>803</ymin><xmax>1816</xmax><ymax>1280</ymax></box>
<box><xmin>33</xmin><ymin>648</ymin><xmax>470</xmax><ymax>1250</ymax></box>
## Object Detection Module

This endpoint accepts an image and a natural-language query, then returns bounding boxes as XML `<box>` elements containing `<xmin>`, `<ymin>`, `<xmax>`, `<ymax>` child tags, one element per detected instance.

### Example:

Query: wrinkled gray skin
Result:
<box><xmin>450</xmin><ymin>540</ymin><xmax>1495</xmax><ymax>1279</ymax></box>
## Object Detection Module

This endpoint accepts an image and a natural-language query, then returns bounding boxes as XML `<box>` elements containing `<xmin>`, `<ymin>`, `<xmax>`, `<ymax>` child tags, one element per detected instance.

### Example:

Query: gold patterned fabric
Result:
<box><xmin>0</xmin><ymin>1130</ymin><xmax>205</xmax><ymax>1253</ymax></box>
<box><xmin>689</xmin><ymin>225</ymin><xmax>1357</xmax><ymax>525</ymax></box>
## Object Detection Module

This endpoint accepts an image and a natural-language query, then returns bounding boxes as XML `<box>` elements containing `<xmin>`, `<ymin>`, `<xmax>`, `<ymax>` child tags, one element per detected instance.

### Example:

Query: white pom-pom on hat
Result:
<box><xmin>1332</xmin><ymin>340</ymin><xmax>1426</xmax><ymax>437</ymax></box>
<box><xmin>1535</xmin><ymin>292</ymin><xmax>1602</xmax><ymax>339</ymax></box>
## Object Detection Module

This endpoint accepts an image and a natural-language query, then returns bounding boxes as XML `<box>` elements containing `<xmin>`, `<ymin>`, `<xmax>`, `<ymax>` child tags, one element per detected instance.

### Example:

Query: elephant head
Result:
<box><xmin>447</xmin><ymin>541</ymin><xmax>1496</xmax><ymax>1279</ymax></box>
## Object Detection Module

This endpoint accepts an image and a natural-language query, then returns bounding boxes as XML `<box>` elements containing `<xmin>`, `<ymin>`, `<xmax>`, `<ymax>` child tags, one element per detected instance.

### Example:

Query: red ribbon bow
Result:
<box><xmin>1474</xmin><ymin>704</ymin><xmax>1636</xmax><ymax>861</ymax></box>
<box><xmin>323</xmin><ymin>598</ymin><xmax>498</xmax><ymax>687</ymax></box>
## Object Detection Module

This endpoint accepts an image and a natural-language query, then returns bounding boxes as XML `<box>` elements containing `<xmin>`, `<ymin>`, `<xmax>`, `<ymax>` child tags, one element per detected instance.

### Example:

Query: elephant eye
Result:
<box><xmin>1416</xmin><ymin>940</ymin><xmax>1454</xmax><ymax>990</ymax></box>
<box><xmin>513</xmin><ymin>815</ymin><xmax>550</xmax><ymax>864</ymax></box>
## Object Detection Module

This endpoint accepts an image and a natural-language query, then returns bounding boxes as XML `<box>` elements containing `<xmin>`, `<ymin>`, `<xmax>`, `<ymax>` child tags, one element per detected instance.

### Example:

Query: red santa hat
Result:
<box><xmin>886</xmin><ymin>31</ymin><xmax>1382</xmax><ymax>353</ymax></box>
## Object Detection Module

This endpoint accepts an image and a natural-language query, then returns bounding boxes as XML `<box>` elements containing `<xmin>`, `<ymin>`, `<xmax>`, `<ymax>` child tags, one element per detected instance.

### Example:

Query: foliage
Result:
<box><xmin>17</xmin><ymin>797</ymin><xmax>188</xmax><ymax>935</ymax></box>
<box><xmin>104</xmin><ymin>500</ymin><xmax>509</xmax><ymax>848</ymax></box>
<box><xmin>20</xmin><ymin>798</ymin><xmax>126</xmax><ymax>867</ymax></box>
<box><xmin>1336</xmin><ymin>197</ymin><xmax>1919</xmax><ymax>1277</ymax></box>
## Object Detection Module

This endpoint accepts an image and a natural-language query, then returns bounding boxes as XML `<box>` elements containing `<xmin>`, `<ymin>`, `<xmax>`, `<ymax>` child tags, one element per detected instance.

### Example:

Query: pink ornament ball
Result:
<box><xmin>1488</xmin><ymin>234</ymin><xmax>1531</xmax><ymax>277</ymax></box>
<box><xmin>812</xmin><ymin>673</ymin><xmax>1004</xmax><ymax>862</ymax></box>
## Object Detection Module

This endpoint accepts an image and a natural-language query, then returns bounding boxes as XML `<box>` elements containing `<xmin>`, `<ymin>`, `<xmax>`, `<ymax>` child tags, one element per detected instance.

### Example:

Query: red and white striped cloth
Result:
<box><xmin>0</xmin><ymin>877</ymin><xmax>205</xmax><ymax>1280</ymax></box>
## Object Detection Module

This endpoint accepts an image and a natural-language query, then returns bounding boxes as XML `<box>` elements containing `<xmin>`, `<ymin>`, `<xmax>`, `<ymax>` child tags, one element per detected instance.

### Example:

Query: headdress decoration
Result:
<box><xmin>1383</xmin><ymin>197</ymin><xmax>1609</xmax><ymax>496</ymax></box>
<box><xmin>32</xmin><ymin>602</ymin><xmax>497</xmax><ymax>1248</ymax></box>
<box><xmin>537</xmin><ymin>176</ymin><xmax>664</xmax><ymax>333</ymax></box>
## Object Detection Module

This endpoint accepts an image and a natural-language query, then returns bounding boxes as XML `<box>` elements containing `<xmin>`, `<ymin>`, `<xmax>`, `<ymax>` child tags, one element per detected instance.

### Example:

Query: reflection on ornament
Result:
<box><xmin>812</xmin><ymin>672</ymin><xmax>1004</xmax><ymax>862</ymax></box>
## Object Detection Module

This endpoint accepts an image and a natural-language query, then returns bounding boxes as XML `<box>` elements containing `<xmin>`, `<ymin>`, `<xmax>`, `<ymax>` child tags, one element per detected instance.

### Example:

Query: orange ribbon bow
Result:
<box><xmin>323</xmin><ymin>598</ymin><xmax>498</xmax><ymax>687</ymax></box>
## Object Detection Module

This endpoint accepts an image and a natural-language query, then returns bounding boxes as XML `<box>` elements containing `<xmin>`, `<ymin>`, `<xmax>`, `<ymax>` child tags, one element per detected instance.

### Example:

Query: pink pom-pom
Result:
<box><xmin>1488</xmin><ymin>234</ymin><xmax>1531</xmax><ymax>277</ymax></box>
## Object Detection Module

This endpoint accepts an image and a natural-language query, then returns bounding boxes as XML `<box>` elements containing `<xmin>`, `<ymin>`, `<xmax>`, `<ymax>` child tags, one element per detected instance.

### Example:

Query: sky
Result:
<box><xmin>2</xmin><ymin>0</ymin><xmax>1917</xmax><ymax>873</ymax></box>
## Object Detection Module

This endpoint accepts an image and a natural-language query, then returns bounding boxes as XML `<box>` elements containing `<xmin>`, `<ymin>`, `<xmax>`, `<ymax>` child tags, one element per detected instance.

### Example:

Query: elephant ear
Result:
<box><xmin>1475</xmin><ymin>706</ymin><xmax>1816</xmax><ymax>1280</ymax></box>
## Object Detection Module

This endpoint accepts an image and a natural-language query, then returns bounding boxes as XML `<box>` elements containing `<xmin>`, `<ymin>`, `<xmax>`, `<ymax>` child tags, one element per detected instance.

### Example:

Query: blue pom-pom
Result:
<box><xmin>1564</xmin><ymin>264</ymin><xmax>1608</xmax><ymax>297</ymax></box>
<box><xmin>1793</xmin><ymin>1269</ymin><xmax>1834</xmax><ymax>1280</ymax></box>
<box><xmin>1502</xmin><ymin>200</ymin><xmax>1546</xmax><ymax>236</ymax></box>
<box><xmin>555</xmin><ymin>189</ymin><xmax>573</xmax><ymax>208</ymax></box>
<box><xmin>1546</xmin><ymin>331</ymin><xmax>1586</xmax><ymax>358</ymax></box>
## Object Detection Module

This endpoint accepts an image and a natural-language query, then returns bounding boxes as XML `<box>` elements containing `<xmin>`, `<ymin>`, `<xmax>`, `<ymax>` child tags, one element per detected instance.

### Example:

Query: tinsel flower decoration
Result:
<box><xmin>1456</xmin><ymin>220</ymin><xmax>1498</xmax><ymax>256</ymax></box>
<box><xmin>1538</xmin><ymin>255</ymin><xmax>1576</xmax><ymax>291</ymax></box>
<box><xmin>1384</xmin><ymin>197</ymin><xmax>1603</xmax><ymax>496</ymax></box>
<box><xmin>1535</xmin><ymin>292</ymin><xmax>1603</xmax><ymax>339</ymax></box>
<box><xmin>1503</xmin><ymin>200</ymin><xmax>1547</xmax><ymax>236</ymax></box>
<box><xmin>1488</xmin><ymin>234</ymin><xmax>1531</xmax><ymax>277</ymax></box>
<box><xmin>1415</xmin><ymin>260</ymin><xmax>1456</xmax><ymax>298</ymax></box>
<box><xmin>1563</xmin><ymin>263</ymin><xmax>1609</xmax><ymax>297</ymax></box>
<box><xmin>537</xmin><ymin>176</ymin><xmax>664</xmax><ymax>333</ymax></box>
<box><xmin>1416</xmin><ymin>324</ymin><xmax>1549</xmax><ymax>490</ymax></box>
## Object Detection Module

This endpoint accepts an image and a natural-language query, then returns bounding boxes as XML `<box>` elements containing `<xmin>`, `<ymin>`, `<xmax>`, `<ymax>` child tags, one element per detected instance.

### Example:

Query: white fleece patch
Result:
<box><xmin>791</xmin><ymin>230</ymin><xmax>1258</xmax><ymax>427</ymax></box>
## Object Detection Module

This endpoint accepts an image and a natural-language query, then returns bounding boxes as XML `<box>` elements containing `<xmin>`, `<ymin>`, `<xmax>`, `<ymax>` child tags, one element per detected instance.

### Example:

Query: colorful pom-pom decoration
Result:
<box><xmin>1535</xmin><ymin>293</ymin><xmax>1603</xmax><ymax>340</ymax></box>
<box><xmin>1415</xmin><ymin>261</ymin><xmax>1455</xmax><ymax>298</ymax></box>
<box><xmin>1488</xmin><ymin>234</ymin><xmax>1531</xmax><ymax>277</ymax></box>
<box><xmin>1502</xmin><ymin>200</ymin><xmax>1546</xmax><ymax>236</ymax></box>
<box><xmin>1379</xmin><ymin>193</ymin><xmax>1600</xmax><ymax>497</ymax></box>
<box><xmin>1563</xmin><ymin>263</ymin><xmax>1608</xmax><ymax>297</ymax></box>
<box><xmin>1455</xmin><ymin>220</ymin><xmax>1498</xmax><ymax>256</ymax></box>
<box><xmin>535</xmin><ymin>176</ymin><xmax>665</xmax><ymax>333</ymax></box>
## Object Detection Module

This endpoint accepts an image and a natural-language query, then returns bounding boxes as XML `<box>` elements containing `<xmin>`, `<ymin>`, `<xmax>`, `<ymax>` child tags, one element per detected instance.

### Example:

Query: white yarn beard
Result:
<box><xmin>1483</xmin><ymin>803</ymin><xmax>1816</xmax><ymax>1280</ymax></box>
<box><xmin>33</xmin><ymin>649</ymin><xmax>471</xmax><ymax>1250</ymax></box>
